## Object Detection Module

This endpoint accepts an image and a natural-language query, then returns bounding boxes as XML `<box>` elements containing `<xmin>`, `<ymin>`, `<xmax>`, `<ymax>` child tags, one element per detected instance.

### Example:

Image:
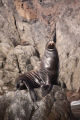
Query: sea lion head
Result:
<box><xmin>46</xmin><ymin>41</ymin><xmax>56</xmax><ymax>51</ymax></box>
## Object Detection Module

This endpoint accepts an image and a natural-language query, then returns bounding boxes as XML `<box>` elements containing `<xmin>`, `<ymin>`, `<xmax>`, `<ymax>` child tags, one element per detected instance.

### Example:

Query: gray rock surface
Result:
<box><xmin>0</xmin><ymin>86</ymin><xmax>74</xmax><ymax>120</ymax></box>
<box><xmin>1</xmin><ymin>45</ymin><xmax>40</xmax><ymax>94</ymax></box>
<box><xmin>56</xmin><ymin>3</ymin><xmax>80</xmax><ymax>90</ymax></box>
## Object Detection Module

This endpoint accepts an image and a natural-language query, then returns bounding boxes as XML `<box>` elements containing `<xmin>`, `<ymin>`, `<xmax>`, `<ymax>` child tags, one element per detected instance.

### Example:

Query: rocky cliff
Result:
<box><xmin>0</xmin><ymin>0</ymin><xmax>80</xmax><ymax>95</ymax></box>
<box><xmin>0</xmin><ymin>0</ymin><xmax>80</xmax><ymax>119</ymax></box>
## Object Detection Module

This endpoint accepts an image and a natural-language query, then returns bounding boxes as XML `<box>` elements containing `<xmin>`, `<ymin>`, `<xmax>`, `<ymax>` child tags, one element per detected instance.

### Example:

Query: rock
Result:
<box><xmin>0</xmin><ymin>86</ymin><xmax>74</xmax><ymax>120</ymax></box>
<box><xmin>0</xmin><ymin>6</ymin><xmax>20</xmax><ymax>48</ymax></box>
<box><xmin>30</xmin><ymin>56</ymin><xmax>40</xmax><ymax>69</ymax></box>
<box><xmin>67</xmin><ymin>87</ymin><xmax>80</xmax><ymax>103</ymax></box>
<box><xmin>56</xmin><ymin>3</ymin><xmax>80</xmax><ymax>90</ymax></box>
<box><xmin>0</xmin><ymin>52</ymin><xmax>6</xmax><ymax>79</ymax></box>
<box><xmin>0</xmin><ymin>91</ymin><xmax>15</xmax><ymax>120</ymax></box>
<box><xmin>0</xmin><ymin>80</ymin><xmax>4</xmax><ymax>86</ymax></box>
<box><xmin>0</xmin><ymin>70</ymin><xmax>3</xmax><ymax>79</ymax></box>
<box><xmin>16</xmin><ymin>20</ymin><xmax>51</xmax><ymax>58</ymax></box>
<box><xmin>0</xmin><ymin>43</ymin><xmax>40</xmax><ymax>95</ymax></box>
<box><xmin>0</xmin><ymin>0</ymin><xmax>23</xmax><ymax>95</ymax></box>
<box><xmin>3</xmin><ymin>45</ymin><xmax>38</xmax><ymax>84</ymax></box>
<box><xmin>14</xmin><ymin>0</ymin><xmax>37</xmax><ymax>21</ymax></box>
<box><xmin>0</xmin><ymin>0</ymin><xmax>3</xmax><ymax>6</ymax></box>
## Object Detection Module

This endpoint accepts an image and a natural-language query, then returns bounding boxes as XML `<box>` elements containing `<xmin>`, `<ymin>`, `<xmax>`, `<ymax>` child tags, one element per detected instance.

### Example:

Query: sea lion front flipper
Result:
<box><xmin>41</xmin><ymin>73</ymin><xmax>52</xmax><ymax>97</ymax></box>
<box><xmin>30</xmin><ymin>90</ymin><xmax>37</xmax><ymax>102</ymax></box>
<box><xmin>23</xmin><ymin>81</ymin><xmax>37</xmax><ymax>102</ymax></box>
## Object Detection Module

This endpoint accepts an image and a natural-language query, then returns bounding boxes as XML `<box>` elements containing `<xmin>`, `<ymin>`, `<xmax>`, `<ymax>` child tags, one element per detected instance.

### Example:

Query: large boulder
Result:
<box><xmin>0</xmin><ymin>86</ymin><xmax>74</xmax><ymax>120</ymax></box>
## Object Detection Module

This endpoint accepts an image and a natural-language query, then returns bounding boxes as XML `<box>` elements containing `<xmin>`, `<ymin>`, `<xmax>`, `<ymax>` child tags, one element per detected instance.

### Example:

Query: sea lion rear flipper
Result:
<box><xmin>41</xmin><ymin>84</ymin><xmax>52</xmax><ymax>97</ymax></box>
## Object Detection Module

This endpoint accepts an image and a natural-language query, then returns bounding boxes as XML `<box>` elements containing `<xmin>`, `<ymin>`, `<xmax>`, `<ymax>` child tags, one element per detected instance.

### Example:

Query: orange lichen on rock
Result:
<box><xmin>14</xmin><ymin>0</ymin><xmax>37</xmax><ymax>21</ymax></box>
<box><xmin>13</xmin><ymin>0</ymin><xmax>63</xmax><ymax>24</ymax></box>
<box><xmin>67</xmin><ymin>87</ymin><xmax>80</xmax><ymax>103</ymax></box>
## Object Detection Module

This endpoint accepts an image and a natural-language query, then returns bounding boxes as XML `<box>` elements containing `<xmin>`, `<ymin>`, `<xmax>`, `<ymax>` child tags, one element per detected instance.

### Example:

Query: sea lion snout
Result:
<box><xmin>46</xmin><ymin>41</ymin><xmax>55</xmax><ymax>50</ymax></box>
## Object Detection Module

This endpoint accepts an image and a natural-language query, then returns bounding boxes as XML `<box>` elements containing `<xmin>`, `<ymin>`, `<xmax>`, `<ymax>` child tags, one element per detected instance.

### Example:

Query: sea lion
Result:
<box><xmin>39</xmin><ymin>41</ymin><xmax>59</xmax><ymax>96</ymax></box>
<box><xmin>15</xmin><ymin>41</ymin><xmax>59</xmax><ymax>101</ymax></box>
<box><xmin>15</xmin><ymin>70</ymin><xmax>47</xmax><ymax>101</ymax></box>
<box><xmin>39</xmin><ymin>41</ymin><xmax>59</xmax><ymax>84</ymax></box>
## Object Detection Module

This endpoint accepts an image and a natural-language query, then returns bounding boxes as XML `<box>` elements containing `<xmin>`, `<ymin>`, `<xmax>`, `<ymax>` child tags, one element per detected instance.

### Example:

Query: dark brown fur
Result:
<box><xmin>39</xmin><ymin>41</ymin><xmax>59</xmax><ymax>85</ymax></box>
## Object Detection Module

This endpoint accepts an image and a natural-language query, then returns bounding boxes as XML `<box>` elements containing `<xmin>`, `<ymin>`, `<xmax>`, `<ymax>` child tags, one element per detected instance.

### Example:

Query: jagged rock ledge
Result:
<box><xmin>0</xmin><ymin>85</ymin><xmax>74</xmax><ymax>120</ymax></box>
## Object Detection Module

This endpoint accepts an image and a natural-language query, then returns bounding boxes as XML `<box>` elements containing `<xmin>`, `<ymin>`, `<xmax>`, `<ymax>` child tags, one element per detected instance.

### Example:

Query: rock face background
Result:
<box><xmin>0</xmin><ymin>0</ymin><xmax>80</xmax><ymax>95</ymax></box>
<box><xmin>56</xmin><ymin>3</ymin><xmax>80</xmax><ymax>90</ymax></box>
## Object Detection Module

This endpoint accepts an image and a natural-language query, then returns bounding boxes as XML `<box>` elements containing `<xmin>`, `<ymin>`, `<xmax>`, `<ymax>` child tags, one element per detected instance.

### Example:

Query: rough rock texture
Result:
<box><xmin>4</xmin><ymin>45</ymin><xmax>38</xmax><ymax>82</ymax></box>
<box><xmin>67</xmin><ymin>87</ymin><xmax>80</xmax><ymax>103</ymax></box>
<box><xmin>0</xmin><ymin>86</ymin><xmax>74</xmax><ymax>120</ymax></box>
<box><xmin>56</xmin><ymin>3</ymin><xmax>80</xmax><ymax>90</ymax></box>
<box><xmin>0</xmin><ymin>0</ymin><xmax>80</xmax><ymax>94</ymax></box>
